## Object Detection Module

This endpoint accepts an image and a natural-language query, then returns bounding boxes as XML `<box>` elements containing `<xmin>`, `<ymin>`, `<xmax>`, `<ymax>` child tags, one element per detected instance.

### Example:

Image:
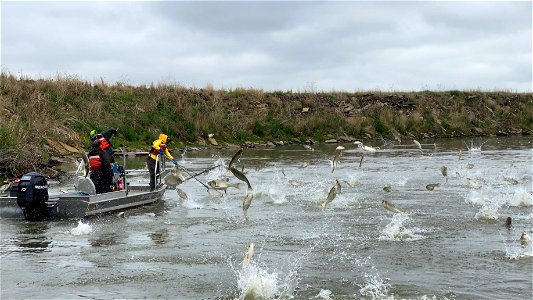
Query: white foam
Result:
<box><xmin>314</xmin><ymin>289</ymin><xmax>333</xmax><ymax>299</ymax></box>
<box><xmin>474</xmin><ymin>204</ymin><xmax>500</xmax><ymax>221</ymax></box>
<box><xmin>504</xmin><ymin>240</ymin><xmax>533</xmax><ymax>260</ymax></box>
<box><xmin>358</xmin><ymin>273</ymin><xmax>391</xmax><ymax>299</ymax></box>
<box><xmin>238</xmin><ymin>263</ymin><xmax>279</xmax><ymax>300</ymax></box>
<box><xmin>508</xmin><ymin>188</ymin><xmax>533</xmax><ymax>207</ymax></box>
<box><xmin>379</xmin><ymin>214</ymin><xmax>426</xmax><ymax>241</ymax></box>
<box><xmin>69</xmin><ymin>220</ymin><xmax>92</xmax><ymax>235</ymax></box>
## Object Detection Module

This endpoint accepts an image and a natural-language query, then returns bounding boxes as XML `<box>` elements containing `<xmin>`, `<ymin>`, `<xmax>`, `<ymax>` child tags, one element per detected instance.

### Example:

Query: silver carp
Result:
<box><xmin>228</xmin><ymin>148</ymin><xmax>243</xmax><ymax>169</ymax></box>
<box><xmin>320</xmin><ymin>183</ymin><xmax>338</xmax><ymax>208</ymax></box>
<box><xmin>207</xmin><ymin>178</ymin><xmax>240</xmax><ymax>192</ymax></box>
<box><xmin>382</xmin><ymin>200</ymin><xmax>405</xmax><ymax>214</ymax></box>
<box><xmin>230</xmin><ymin>166</ymin><xmax>252</xmax><ymax>190</ymax></box>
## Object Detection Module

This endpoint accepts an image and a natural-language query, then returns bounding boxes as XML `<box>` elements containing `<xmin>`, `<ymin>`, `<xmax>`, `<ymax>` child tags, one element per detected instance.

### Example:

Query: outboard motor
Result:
<box><xmin>16</xmin><ymin>172</ymin><xmax>50</xmax><ymax>221</ymax></box>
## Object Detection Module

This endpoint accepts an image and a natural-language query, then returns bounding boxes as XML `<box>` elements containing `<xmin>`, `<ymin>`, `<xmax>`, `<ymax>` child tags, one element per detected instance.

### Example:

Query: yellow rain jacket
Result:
<box><xmin>148</xmin><ymin>134</ymin><xmax>174</xmax><ymax>160</ymax></box>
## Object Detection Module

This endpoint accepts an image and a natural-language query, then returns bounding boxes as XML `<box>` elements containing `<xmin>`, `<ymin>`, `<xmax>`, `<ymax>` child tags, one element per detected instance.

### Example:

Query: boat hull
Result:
<box><xmin>0</xmin><ymin>184</ymin><xmax>166</xmax><ymax>220</ymax></box>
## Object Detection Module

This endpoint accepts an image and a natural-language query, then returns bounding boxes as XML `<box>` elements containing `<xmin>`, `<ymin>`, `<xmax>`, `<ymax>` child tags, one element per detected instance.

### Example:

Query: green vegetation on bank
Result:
<box><xmin>0</xmin><ymin>72</ymin><xmax>532</xmax><ymax>179</ymax></box>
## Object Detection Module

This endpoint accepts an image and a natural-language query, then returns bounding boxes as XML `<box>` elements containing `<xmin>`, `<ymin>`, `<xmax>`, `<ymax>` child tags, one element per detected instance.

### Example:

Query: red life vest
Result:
<box><xmin>149</xmin><ymin>143</ymin><xmax>167</xmax><ymax>156</ymax></box>
<box><xmin>98</xmin><ymin>137</ymin><xmax>111</xmax><ymax>150</ymax></box>
<box><xmin>89</xmin><ymin>154</ymin><xmax>102</xmax><ymax>170</ymax></box>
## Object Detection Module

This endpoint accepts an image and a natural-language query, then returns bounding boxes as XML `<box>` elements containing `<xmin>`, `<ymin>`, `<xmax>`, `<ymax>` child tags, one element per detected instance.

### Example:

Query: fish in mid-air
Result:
<box><xmin>298</xmin><ymin>161</ymin><xmax>310</xmax><ymax>169</ymax></box>
<box><xmin>320</xmin><ymin>183</ymin><xmax>338</xmax><ymax>208</ymax></box>
<box><xmin>331</xmin><ymin>151</ymin><xmax>342</xmax><ymax>173</ymax></box>
<box><xmin>288</xmin><ymin>179</ymin><xmax>300</xmax><ymax>186</ymax></box>
<box><xmin>176</xmin><ymin>188</ymin><xmax>188</xmax><ymax>200</ymax></box>
<box><xmin>228</xmin><ymin>148</ymin><xmax>243</xmax><ymax>169</ymax></box>
<box><xmin>207</xmin><ymin>178</ymin><xmax>240</xmax><ymax>193</ymax></box>
<box><xmin>426</xmin><ymin>183</ymin><xmax>440</xmax><ymax>191</ymax></box>
<box><xmin>241</xmin><ymin>242</ymin><xmax>255</xmax><ymax>271</ymax></box>
<box><xmin>520</xmin><ymin>232</ymin><xmax>530</xmax><ymax>245</ymax></box>
<box><xmin>382</xmin><ymin>200</ymin><xmax>405</xmax><ymax>214</ymax></box>
<box><xmin>383</xmin><ymin>185</ymin><xmax>392</xmax><ymax>192</ymax></box>
<box><xmin>243</xmin><ymin>188</ymin><xmax>254</xmax><ymax>218</ymax></box>
<box><xmin>164</xmin><ymin>171</ymin><xmax>185</xmax><ymax>187</ymax></box>
<box><xmin>413</xmin><ymin>140</ymin><xmax>423</xmax><ymax>153</ymax></box>
<box><xmin>503</xmin><ymin>177</ymin><xmax>519</xmax><ymax>185</ymax></box>
<box><xmin>440</xmin><ymin>166</ymin><xmax>448</xmax><ymax>182</ymax></box>
<box><xmin>303</xmin><ymin>144</ymin><xmax>314</xmax><ymax>151</ymax></box>
<box><xmin>229</xmin><ymin>166</ymin><xmax>252</xmax><ymax>189</ymax></box>
<box><xmin>354</xmin><ymin>141</ymin><xmax>377</xmax><ymax>152</ymax></box>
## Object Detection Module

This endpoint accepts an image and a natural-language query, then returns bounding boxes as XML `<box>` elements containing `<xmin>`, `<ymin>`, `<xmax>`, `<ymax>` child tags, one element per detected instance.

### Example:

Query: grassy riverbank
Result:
<box><xmin>1</xmin><ymin>72</ymin><xmax>532</xmax><ymax>179</ymax></box>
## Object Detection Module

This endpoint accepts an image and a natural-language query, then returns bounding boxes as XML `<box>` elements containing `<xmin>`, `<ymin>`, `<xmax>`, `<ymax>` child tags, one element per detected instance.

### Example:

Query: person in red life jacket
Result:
<box><xmin>147</xmin><ymin>133</ymin><xmax>178</xmax><ymax>191</ymax></box>
<box><xmin>90</xmin><ymin>128</ymin><xmax>117</xmax><ymax>164</ymax></box>
<box><xmin>88</xmin><ymin>139</ymin><xmax>114</xmax><ymax>194</ymax></box>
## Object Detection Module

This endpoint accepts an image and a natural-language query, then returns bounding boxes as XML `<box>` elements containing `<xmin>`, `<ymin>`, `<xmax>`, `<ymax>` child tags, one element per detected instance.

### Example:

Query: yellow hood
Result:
<box><xmin>159</xmin><ymin>133</ymin><xmax>168</xmax><ymax>143</ymax></box>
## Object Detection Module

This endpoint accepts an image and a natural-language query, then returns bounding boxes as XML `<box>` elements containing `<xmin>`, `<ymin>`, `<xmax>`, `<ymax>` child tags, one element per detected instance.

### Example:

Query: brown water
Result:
<box><xmin>1</xmin><ymin>137</ymin><xmax>532</xmax><ymax>299</ymax></box>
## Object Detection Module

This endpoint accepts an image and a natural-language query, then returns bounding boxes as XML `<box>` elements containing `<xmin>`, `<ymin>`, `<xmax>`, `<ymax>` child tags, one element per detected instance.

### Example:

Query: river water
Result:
<box><xmin>1</xmin><ymin>137</ymin><xmax>532</xmax><ymax>299</ymax></box>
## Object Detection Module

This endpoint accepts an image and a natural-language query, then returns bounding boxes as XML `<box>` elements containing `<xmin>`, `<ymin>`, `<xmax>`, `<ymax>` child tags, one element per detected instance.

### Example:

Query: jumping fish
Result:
<box><xmin>335</xmin><ymin>179</ymin><xmax>342</xmax><ymax>194</ymax></box>
<box><xmin>503</xmin><ymin>177</ymin><xmax>519</xmax><ymax>185</ymax></box>
<box><xmin>382</xmin><ymin>200</ymin><xmax>405</xmax><ymax>214</ymax></box>
<box><xmin>243</xmin><ymin>188</ymin><xmax>254</xmax><ymax>217</ymax></box>
<box><xmin>440</xmin><ymin>166</ymin><xmax>448</xmax><ymax>178</ymax></box>
<box><xmin>383</xmin><ymin>185</ymin><xmax>392</xmax><ymax>192</ymax></box>
<box><xmin>463</xmin><ymin>163</ymin><xmax>475</xmax><ymax>169</ymax></box>
<box><xmin>288</xmin><ymin>179</ymin><xmax>300</xmax><ymax>186</ymax></box>
<box><xmin>298</xmin><ymin>161</ymin><xmax>310</xmax><ymax>169</ymax></box>
<box><xmin>228</xmin><ymin>148</ymin><xmax>243</xmax><ymax>169</ymax></box>
<box><xmin>303</xmin><ymin>144</ymin><xmax>314</xmax><ymax>151</ymax></box>
<box><xmin>520</xmin><ymin>232</ymin><xmax>530</xmax><ymax>245</ymax></box>
<box><xmin>354</xmin><ymin>141</ymin><xmax>377</xmax><ymax>152</ymax></box>
<box><xmin>176</xmin><ymin>188</ymin><xmax>188</xmax><ymax>200</ymax></box>
<box><xmin>207</xmin><ymin>178</ymin><xmax>240</xmax><ymax>193</ymax></box>
<box><xmin>413</xmin><ymin>140</ymin><xmax>423</xmax><ymax>153</ymax></box>
<box><xmin>229</xmin><ymin>166</ymin><xmax>252</xmax><ymax>189</ymax></box>
<box><xmin>117</xmin><ymin>211</ymin><xmax>125</xmax><ymax>218</ymax></box>
<box><xmin>426</xmin><ymin>183</ymin><xmax>440</xmax><ymax>191</ymax></box>
<box><xmin>320</xmin><ymin>183</ymin><xmax>338</xmax><ymax>208</ymax></box>
<box><xmin>81</xmin><ymin>152</ymin><xmax>90</xmax><ymax>177</ymax></box>
<box><xmin>466</xmin><ymin>178</ymin><xmax>481</xmax><ymax>189</ymax></box>
<box><xmin>164</xmin><ymin>171</ymin><xmax>185</xmax><ymax>187</ymax></box>
<box><xmin>331</xmin><ymin>151</ymin><xmax>342</xmax><ymax>173</ymax></box>
<box><xmin>0</xmin><ymin>183</ymin><xmax>9</xmax><ymax>194</ymax></box>
<box><xmin>241</xmin><ymin>242</ymin><xmax>255</xmax><ymax>271</ymax></box>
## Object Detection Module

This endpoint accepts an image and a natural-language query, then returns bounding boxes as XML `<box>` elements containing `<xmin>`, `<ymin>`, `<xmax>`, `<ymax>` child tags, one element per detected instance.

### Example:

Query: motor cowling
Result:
<box><xmin>16</xmin><ymin>172</ymin><xmax>50</xmax><ymax>221</ymax></box>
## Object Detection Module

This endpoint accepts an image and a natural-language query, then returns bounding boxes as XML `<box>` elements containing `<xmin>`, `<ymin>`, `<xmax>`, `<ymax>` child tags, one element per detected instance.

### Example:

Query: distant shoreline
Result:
<box><xmin>1</xmin><ymin>72</ymin><xmax>531</xmax><ymax>180</ymax></box>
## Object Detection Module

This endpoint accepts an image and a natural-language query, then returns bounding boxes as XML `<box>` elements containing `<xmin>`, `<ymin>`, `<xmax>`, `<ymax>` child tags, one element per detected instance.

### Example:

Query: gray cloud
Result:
<box><xmin>2</xmin><ymin>1</ymin><xmax>531</xmax><ymax>92</ymax></box>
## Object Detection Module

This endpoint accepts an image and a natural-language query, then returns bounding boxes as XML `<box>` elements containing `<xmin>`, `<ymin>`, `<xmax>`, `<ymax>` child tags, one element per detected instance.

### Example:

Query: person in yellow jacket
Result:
<box><xmin>147</xmin><ymin>133</ymin><xmax>178</xmax><ymax>191</ymax></box>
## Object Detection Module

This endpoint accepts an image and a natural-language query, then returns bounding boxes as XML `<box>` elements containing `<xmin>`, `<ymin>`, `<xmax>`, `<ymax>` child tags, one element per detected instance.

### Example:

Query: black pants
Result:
<box><xmin>147</xmin><ymin>156</ymin><xmax>160</xmax><ymax>191</ymax></box>
<box><xmin>91</xmin><ymin>168</ymin><xmax>113</xmax><ymax>194</ymax></box>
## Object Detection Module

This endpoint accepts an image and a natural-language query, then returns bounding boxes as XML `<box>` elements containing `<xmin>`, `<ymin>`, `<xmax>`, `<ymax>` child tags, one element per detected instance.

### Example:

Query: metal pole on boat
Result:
<box><xmin>121</xmin><ymin>145</ymin><xmax>128</xmax><ymax>196</ymax></box>
<box><xmin>183</xmin><ymin>165</ymin><xmax>220</xmax><ymax>181</ymax></box>
<box><xmin>154</xmin><ymin>153</ymin><xmax>160</xmax><ymax>189</ymax></box>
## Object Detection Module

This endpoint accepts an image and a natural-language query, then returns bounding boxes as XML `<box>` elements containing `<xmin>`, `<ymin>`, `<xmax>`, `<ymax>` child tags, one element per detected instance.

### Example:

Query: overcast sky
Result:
<box><xmin>1</xmin><ymin>1</ymin><xmax>531</xmax><ymax>92</ymax></box>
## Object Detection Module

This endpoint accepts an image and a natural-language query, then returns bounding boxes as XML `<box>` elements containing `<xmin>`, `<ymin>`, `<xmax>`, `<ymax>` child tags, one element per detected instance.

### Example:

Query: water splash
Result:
<box><xmin>502</xmin><ymin>232</ymin><xmax>533</xmax><ymax>260</ymax></box>
<box><xmin>69</xmin><ymin>220</ymin><xmax>92</xmax><ymax>235</ymax></box>
<box><xmin>474</xmin><ymin>203</ymin><xmax>501</xmax><ymax>221</ymax></box>
<box><xmin>237</xmin><ymin>263</ymin><xmax>279</xmax><ymax>300</ymax></box>
<box><xmin>379</xmin><ymin>214</ymin><xmax>426</xmax><ymax>241</ymax></box>
<box><xmin>508</xmin><ymin>188</ymin><xmax>533</xmax><ymax>207</ymax></box>
<box><xmin>358</xmin><ymin>272</ymin><xmax>391</xmax><ymax>299</ymax></box>
<box><xmin>314</xmin><ymin>289</ymin><xmax>332</xmax><ymax>299</ymax></box>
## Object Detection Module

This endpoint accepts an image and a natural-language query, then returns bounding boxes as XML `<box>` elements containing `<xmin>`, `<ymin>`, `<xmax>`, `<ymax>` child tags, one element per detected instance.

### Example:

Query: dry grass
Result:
<box><xmin>0</xmin><ymin>71</ymin><xmax>531</xmax><ymax>179</ymax></box>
